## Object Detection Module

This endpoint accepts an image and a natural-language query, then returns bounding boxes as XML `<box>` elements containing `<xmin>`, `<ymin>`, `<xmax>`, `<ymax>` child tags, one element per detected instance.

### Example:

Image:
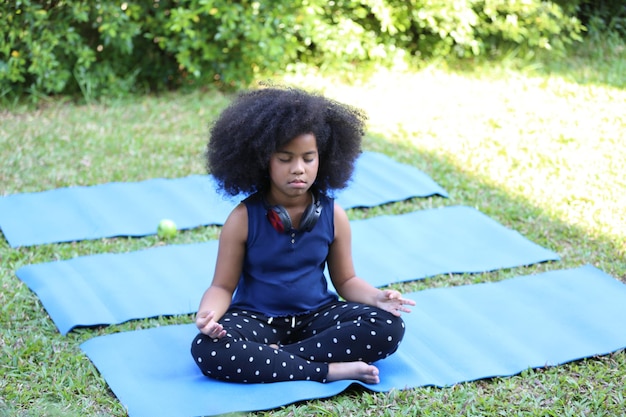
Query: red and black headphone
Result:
<box><xmin>263</xmin><ymin>192</ymin><xmax>322</xmax><ymax>234</ymax></box>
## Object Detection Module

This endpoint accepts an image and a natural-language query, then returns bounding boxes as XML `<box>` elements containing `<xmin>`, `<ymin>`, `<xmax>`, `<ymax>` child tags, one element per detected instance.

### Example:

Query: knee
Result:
<box><xmin>373</xmin><ymin>311</ymin><xmax>406</xmax><ymax>355</ymax></box>
<box><xmin>385</xmin><ymin>313</ymin><xmax>406</xmax><ymax>341</ymax></box>
<box><xmin>388</xmin><ymin>314</ymin><xmax>407</xmax><ymax>340</ymax></box>
<box><xmin>191</xmin><ymin>332</ymin><xmax>210</xmax><ymax>355</ymax></box>
<box><xmin>191</xmin><ymin>333</ymin><xmax>221</xmax><ymax>376</ymax></box>
<box><xmin>371</xmin><ymin>309</ymin><xmax>405</xmax><ymax>336</ymax></box>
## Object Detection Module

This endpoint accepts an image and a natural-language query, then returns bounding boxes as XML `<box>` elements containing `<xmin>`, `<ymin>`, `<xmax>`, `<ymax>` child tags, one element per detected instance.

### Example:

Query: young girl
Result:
<box><xmin>191</xmin><ymin>86</ymin><xmax>415</xmax><ymax>384</ymax></box>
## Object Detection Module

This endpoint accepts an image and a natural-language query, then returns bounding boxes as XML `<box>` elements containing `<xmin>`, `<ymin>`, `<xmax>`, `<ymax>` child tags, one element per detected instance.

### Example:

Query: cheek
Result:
<box><xmin>310</xmin><ymin>160</ymin><xmax>320</xmax><ymax>175</ymax></box>
<box><xmin>268</xmin><ymin>160</ymin><xmax>284</xmax><ymax>180</ymax></box>
<box><xmin>268</xmin><ymin>158</ymin><xmax>278</xmax><ymax>174</ymax></box>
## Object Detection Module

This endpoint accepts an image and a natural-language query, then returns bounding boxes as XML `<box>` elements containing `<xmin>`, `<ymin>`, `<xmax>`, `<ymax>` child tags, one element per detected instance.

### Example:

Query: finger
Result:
<box><xmin>201</xmin><ymin>323</ymin><xmax>219</xmax><ymax>337</ymax></box>
<box><xmin>401</xmin><ymin>298</ymin><xmax>416</xmax><ymax>306</ymax></box>
<box><xmin>389</xmin><ymin>301</ymin><xmax>413</xmax><ymax>315</ymax></box>
<box><xmin>196</xmin><ymin>316</ymin><xmax>212</xmax><ymax>329</ymax></box>
<box><xmin>210</xmin><ymin>326</ymin><xmax>226</xmax><ymax>339</ymax></box>
<box><xmin>390</xmin><ymin>307</ymin><xmax>404</xmax><ymax>317</ymax></box>
<box><xmin>385</xmin><ymin>290</ymin><xmax>401</xmax><ymax>300</ymax></box>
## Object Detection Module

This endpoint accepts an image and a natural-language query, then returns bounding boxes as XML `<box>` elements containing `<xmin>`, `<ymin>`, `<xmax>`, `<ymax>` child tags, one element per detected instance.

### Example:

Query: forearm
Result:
<box><xmin>335</xmin><ymin>276</ymin><xmax>382</xmax><ymax>306</ymax></box>
<box><xmin>197</xmin><ymin>285</ymin><xmax>233</xmax><ymax>320</ymax></box>
<box><xmin>335</xmin><ymin>275</ymin><xmax>416</xmax><ymax>317</ymax></box>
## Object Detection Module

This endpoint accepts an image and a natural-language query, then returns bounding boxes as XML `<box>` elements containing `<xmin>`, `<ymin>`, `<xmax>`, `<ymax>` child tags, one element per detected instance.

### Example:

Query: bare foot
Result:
<box><xmin>326</xmin><ymin>361</ymin><xmax>380</xmax><ymax>384</ymax></box>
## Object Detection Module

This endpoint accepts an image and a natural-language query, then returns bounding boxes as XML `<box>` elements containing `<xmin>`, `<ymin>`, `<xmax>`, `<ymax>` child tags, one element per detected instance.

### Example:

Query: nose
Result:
<box><xmin>291</xmin><ymin>158</ymin><xmax>305</xmax><ymax>174</ymax></box>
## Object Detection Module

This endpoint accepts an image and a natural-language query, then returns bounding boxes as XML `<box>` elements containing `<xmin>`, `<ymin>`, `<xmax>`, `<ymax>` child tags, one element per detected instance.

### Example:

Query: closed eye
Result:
<box><xmin>276</xmin><ymin>154</ymin><xmax>317</xmax><ymax>163</ymax></box>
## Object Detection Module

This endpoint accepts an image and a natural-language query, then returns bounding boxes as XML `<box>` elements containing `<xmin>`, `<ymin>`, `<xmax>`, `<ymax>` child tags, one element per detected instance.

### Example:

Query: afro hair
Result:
<box><xmin>206</xmin><ymin>86</ymin><xmax>367</xmax><ymax>197</ymax></box>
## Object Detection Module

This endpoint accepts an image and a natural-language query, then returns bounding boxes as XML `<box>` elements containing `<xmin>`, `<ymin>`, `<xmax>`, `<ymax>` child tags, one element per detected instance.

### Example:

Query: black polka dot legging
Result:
<box><xmin>191</xmin><ymin>301</ymin><xmax>406</xmax><ymax>383</ymax></box>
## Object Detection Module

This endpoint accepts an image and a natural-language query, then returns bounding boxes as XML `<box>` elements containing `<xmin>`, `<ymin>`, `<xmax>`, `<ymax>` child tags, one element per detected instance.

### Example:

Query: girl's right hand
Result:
<box><xmin>196</xmin><ymin>310</ymin><xmax>227</xmax><ymax>339</ymax></box>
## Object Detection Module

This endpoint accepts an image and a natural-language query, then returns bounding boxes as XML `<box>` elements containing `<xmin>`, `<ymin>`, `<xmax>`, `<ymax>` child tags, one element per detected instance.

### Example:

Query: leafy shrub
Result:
<box><xmin>348</xmin><ymin>0</ymin><xmax>585</xmax><ymax>58</ymax></box>
<box><xmin>2</xmin><ymin>2</ymin><xmax>157</xmax><ymax>101</ymax></box>
<box><xmin>471</xmin><ymin>0</ymin><xmax>585</xmax><ymax>55</ymax></box>
<box><xmin>576</xmin><ymin>0</ymin><xmax>626</xmax><ymax>36</ymax></box>
<box><xmin>0</xmin><ymin>0</ymin><xmax>591</xmax><ymax>103</ymax></box>
<box><xmin>159</xmin><ymin>0</ymin><xmax>303</xmax><ymax>86</ymax></box>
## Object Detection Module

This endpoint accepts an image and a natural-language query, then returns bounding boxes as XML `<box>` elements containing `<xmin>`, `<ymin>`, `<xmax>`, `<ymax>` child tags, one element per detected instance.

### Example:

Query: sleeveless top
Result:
<box><xmin>230</xmin><ymin>192</ymin><xmax>339</xmax><ymax>317</ymax></box>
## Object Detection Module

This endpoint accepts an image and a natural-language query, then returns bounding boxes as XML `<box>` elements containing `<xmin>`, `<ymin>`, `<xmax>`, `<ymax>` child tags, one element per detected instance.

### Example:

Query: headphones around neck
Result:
<box><xmin>263</xmin><ymin>191</ymin><xmax>322</xmax><ymax>234</ymax></box>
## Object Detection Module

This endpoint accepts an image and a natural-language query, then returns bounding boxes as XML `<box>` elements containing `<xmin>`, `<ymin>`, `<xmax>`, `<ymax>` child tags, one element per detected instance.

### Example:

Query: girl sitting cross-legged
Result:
<box><xmin>191</xmin><ymin>86</ymin><xmax>415</xmax><ymax>384</ymax></box>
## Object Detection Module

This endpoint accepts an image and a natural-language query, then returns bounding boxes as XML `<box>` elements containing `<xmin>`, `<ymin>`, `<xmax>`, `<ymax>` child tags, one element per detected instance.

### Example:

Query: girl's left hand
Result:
<box><xmin>376</xmin><ymin>289</ymin><xmax>416</xmax><ymax>316</ymax></box>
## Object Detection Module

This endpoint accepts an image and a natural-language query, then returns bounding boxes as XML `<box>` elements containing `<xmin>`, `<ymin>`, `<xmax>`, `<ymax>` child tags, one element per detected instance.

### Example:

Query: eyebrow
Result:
<box><xmin>276</xmin><ymin>150</ymin><xmax>318</xmax><ymax>156</ymax></box>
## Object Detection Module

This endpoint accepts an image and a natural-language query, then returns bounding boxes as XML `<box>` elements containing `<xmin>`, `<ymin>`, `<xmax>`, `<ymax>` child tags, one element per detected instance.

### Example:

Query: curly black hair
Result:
<box><xmin>206</xmin><ymin>86</ymin><xmax>367</xmax><ymax>196</ymax></box>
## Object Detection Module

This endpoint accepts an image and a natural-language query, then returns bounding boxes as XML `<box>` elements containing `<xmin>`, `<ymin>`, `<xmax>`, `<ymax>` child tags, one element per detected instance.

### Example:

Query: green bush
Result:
<box><xmin>159</xmin><ymin>0</ymin><xmax>303</xmax><ymax>86</ymax></box>
<box><xmin>1</xmin><ymin>1</ymin><xmax>165</xmax><ymax>101</ymax></box>
<box><xmin>0</xmin><ymin>0</ymin><xmax>591</xmax><ymax>103</ymax></box>
<box><xmin>343</xmin><ymin>0</ymin><xmax>585</xmax><ymax>58</ymax></box>
<box><xmin>576</xmin><ymin>0</ymin><xmax>626</xmax><ymax>36</ymax></box>
<box><xmin>471</xmin><ymin>0</ymin><xmax>585</xmax><ymax>56</ymax></box>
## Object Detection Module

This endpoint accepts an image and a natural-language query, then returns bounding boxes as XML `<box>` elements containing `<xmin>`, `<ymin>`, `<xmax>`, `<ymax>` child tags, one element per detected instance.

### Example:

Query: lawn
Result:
<box><xmin>1</xmin><ymin>35</ymin><xmax>625</xmax><ymax>416</ymax></box>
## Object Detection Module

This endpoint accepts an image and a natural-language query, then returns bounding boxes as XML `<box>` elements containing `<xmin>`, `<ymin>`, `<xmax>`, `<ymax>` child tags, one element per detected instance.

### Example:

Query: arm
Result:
<box><xmin>327</xmin><ymin>203</ymin><xmax>415</xmax><ymax>316</ymax></box>
<box><xmin>195</xmin><ymin>203</ymin><xmax>247</xmax><ymax>337</ymax></box>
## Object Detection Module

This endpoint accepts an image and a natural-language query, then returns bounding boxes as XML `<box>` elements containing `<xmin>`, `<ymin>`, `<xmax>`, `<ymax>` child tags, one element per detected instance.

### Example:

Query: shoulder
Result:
<box><xmin>230</xmin><ymin>202</ymin><xmax>249</xmax><ymax>219</ymax></box>
<box><xmin>221</xmin><ymin>202</ymin><xmax>249</xmax><ymax>242</ymax></box>
<box><xmin>332</xmin><ymin>201</ymin><xmax>349</xmax><ymax>223</ymax></box>
<box><xmin>330</xmin><ymin>201</ymin><xmax>350</xmax><ymax>241</ymax></box>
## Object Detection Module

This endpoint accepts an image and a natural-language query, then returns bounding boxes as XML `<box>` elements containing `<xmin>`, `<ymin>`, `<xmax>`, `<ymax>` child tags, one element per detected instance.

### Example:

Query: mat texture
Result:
<box><xmin>80</xmin><ymin>265</ymin><xmax>626</xmax><ymax>417</ymax></box>
<box><xmin>0</xmin><ymin>152</ymin><xmax>447</xmax><ymax>247</ymax></box>
<box><xmin>17</xmin><ymin>206</ymin><xmax>559</xmax><ymax>335</ymax></box>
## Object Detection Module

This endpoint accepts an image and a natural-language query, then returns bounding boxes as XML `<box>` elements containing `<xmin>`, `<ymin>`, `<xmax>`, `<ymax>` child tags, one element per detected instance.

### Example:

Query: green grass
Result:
<box><xmin>1</xmin><ymin>35</ymin><xmax>625</xmax><ymax>416</ymax></box>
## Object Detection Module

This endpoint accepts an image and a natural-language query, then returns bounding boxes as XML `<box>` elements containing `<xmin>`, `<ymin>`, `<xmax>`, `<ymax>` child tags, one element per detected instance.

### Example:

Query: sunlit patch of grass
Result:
<box><xmin>289</xmin><ymin>74</ymin><xmax>625</xmax><ymax>283</ymax></box>
<box><xmin>289</xmin><ymin>66</ymin><xmax>626</xmax><ymax>249</ymax></box>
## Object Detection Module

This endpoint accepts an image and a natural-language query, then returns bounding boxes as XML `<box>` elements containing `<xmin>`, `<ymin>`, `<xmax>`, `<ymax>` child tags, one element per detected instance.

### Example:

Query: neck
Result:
<box><xmin>265</xmin><ymin>189</ymin><xmax>313</xmax><ymax>209</ymax></box>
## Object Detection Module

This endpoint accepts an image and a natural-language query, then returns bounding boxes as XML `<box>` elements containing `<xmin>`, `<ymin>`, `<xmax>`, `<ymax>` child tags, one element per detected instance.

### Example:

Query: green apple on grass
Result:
<box><xmin>157</xmin><ymin>219</ymin><xmax>177</xmax><ymax>239</ymax></box>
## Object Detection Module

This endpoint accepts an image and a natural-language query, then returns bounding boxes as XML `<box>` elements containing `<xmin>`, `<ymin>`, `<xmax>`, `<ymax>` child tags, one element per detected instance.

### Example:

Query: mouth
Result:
<box><xmin>289</xmin><ymin>179</ymin><xmax>307</xmax><ymax>188</ymax></box>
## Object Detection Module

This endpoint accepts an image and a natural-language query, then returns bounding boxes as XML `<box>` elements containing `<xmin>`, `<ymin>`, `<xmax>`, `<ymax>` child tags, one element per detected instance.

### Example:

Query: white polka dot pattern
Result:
<box><xmin>191</xmin><ymin>302</ymin><xmax>406</xmax><ymax>383</ymax></box>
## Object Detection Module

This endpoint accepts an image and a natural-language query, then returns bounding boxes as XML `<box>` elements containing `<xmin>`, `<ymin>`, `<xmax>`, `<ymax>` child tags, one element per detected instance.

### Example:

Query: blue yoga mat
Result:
<box><xmin>17</xmin><ymin>206</ymin><xmax>559</xmax><ymax>335</ymax></box>
<box><xmin>80</xmin><ymin>265</ymin><xmax>626</xmax><ymax>417</ymax></box>
<box><xmin>0</xmin><ymin>152</ymin><xmax>447</xmax><ymax>247</ymax></box>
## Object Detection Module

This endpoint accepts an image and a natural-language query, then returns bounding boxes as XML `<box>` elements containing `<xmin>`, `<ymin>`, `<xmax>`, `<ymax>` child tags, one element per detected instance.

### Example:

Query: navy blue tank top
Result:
<box><xmin>230</xmin><ymin>192</ymin><xmax>339</xmax><ymax>317</ymax></box>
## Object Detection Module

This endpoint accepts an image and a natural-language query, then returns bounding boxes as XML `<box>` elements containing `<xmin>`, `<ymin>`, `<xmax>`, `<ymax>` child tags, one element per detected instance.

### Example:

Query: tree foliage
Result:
<box><xmin>1</xmin><ymin>0</ymin><xmax>613</xmax><ymax>102</ymax></box>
